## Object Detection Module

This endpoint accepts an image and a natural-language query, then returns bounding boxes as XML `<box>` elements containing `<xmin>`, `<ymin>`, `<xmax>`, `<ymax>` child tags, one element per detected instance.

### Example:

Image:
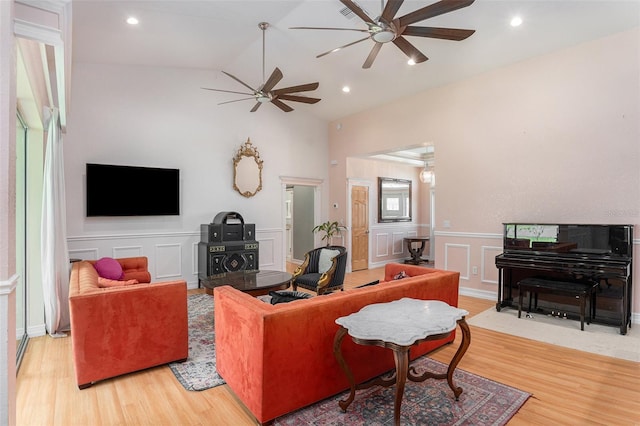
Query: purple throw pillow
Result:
<box><xmin>94</xmin><ymin>257</ymin><xmax>124</xmax><ymax>280</ymax></box>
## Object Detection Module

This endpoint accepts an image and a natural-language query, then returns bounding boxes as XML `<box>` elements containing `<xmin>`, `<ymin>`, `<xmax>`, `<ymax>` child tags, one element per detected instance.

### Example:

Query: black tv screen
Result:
<box><xmin>86</xmin><ymin>163</ymin><xmax>180</xmax><ymax>217</ymax></box>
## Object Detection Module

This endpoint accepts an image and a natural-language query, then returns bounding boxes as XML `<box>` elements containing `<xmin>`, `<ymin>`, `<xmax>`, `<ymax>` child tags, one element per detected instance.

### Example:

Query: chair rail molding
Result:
<box><xmin>67</xmin><ymin>228</ymin><xmax>286</xmax><ymax>287</ymax></box>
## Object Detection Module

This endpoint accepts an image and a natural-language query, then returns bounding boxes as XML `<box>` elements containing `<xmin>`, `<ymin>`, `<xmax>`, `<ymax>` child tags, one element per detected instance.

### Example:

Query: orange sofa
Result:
<box><xmin>214</xmin><ymin>263</ymin><xmax>460</xmax><ymax>425</ymax></box>
<box><xmin>69</xmin><ymin>257</ymin><xmax>189</xmax><ymax>389</ymax></box>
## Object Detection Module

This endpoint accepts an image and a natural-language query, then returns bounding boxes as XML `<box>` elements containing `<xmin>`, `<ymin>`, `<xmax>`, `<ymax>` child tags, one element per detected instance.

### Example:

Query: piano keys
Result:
<box><xmin>495</xmin><ymin>223</ymin><xmax>633</xmax><ymax>334</ymax></box>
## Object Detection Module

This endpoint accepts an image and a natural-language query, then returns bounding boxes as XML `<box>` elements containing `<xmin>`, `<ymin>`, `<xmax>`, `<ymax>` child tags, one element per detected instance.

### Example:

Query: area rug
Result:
<box><xmin>275</xmin><ymin>356</ymin><xmax>530</xmax><ymax>426</ymax></box>
<box><xmin>169</xmin><ymin>293</ymin><xmax>226</xmax><ymax>391</ymax></box>
<box><xmin>468</xmin><ymin>307</ymin><xmax>640</xmax><ymax>362</ymax></box>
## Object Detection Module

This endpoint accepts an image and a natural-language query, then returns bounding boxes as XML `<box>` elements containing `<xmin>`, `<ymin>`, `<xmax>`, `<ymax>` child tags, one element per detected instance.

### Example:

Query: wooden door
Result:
<box><xmin>351</xmin><ymin>185</ymin><xmax>369</xmax><ymax>271</ymax></box>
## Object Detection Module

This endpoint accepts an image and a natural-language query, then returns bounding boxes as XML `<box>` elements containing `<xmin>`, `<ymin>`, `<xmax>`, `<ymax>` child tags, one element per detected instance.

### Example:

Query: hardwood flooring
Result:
<box><xmin>16</xmin><ymin>266</ymin><xmax>640</xmax><ymax>425</ymax></box>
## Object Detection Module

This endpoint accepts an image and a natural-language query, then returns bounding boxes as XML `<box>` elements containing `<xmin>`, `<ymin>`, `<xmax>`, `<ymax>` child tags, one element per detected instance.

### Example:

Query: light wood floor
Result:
<box><xmin>17</xmin><ymin>266</ymin><xmax>640</xmax><ymax>425</ymax></box>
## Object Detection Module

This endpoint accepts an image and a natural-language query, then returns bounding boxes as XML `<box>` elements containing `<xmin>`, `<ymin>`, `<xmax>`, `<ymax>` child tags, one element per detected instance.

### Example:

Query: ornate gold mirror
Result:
<box><xmin>233</xmin><ymin>138</ymin><xmax>263</xmax><ymax>198</ymax></box>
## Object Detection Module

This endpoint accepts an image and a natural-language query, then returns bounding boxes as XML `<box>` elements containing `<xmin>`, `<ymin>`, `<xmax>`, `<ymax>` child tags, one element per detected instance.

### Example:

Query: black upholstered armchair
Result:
<box><xmin>292</xmin><ymin>246</ymin><xmax>347</xmax><ymax>295</ymax></box>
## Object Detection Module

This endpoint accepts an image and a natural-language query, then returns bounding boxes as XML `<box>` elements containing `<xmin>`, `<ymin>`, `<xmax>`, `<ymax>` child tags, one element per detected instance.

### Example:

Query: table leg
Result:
<box><xmin>391</xmin><ymin>347</ymin><xmax>410</xmax><ymax>426</ymax></box>
<box><xmin>333</xmin><ymin>327</ymin><xmax>355</xmax><ymax>412</ymax></box>
<box><xmin>405</xmin><ymin>240</ymin><xmax>426</xmax><ymax>264</ymax></box>
<box><xmin>445</xmin><ymin>318</ymin><xmax>471</xmax><ymax>400</ymax></box>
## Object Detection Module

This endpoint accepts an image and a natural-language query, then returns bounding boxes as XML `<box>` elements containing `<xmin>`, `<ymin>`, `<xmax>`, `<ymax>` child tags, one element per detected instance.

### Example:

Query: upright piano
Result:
<box><xmin>495</xmin><ymin>223</ymin><xmax>633</xmax><ymax>334</ymax></box>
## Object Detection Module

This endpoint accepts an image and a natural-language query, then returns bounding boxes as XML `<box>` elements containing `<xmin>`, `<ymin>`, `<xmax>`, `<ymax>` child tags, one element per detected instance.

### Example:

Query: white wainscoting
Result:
<box><xmin>436</xmin><ymin>231</ymin><xmax>503</xmax><ymax>287</ymax></box>
<box><xmin>67</xmin><ymin>228</ymin><xmax>285</xmax><ymax>289</ymax></box>
<box><xmin>444</xmin><ymin>243</ymin><xmax>471</xmax><ymax>281</ymax></box>
<box><xmin>368</xmin><ymin>223</ymin><xmax>429</xmax><ymax>269</ymax></box>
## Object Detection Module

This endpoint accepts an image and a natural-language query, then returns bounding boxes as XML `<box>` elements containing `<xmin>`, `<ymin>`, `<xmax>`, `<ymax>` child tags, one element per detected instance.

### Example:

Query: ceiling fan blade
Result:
<box><xmin>363</xmin><ymin>42</ymin><xmax>383</xmax><ymax>69</ymax></box>
<box><xmin>393</xmin><ymin>36</ymin><xmax>428</xmax><ymax>63</ymax></box>
<box><xmin>250</xmin><ymin>102</ymin><xmax>262</xmax><ymax>112</ymax></box>
<box><xmin>339</xmin><ymin>0</ymin><xmax>376</xmax><ymax>24</ymax></box>
<box><xmin>202</xmin><ymin>87</ymin><xmax>254</xmax><ymax>96</ymax></box>
<box><xmin>381</xmin><ymin>0</ymin><xmax>404</xmax><ymax>22</ymax></box>
<box><xmin>218</xmin><ymin>97</ymin><xmax>256</xmax><ymax>105</ymax></box>
<box><xmin>262</xmin><ymin>67</ymin><xmax>284</xmax><ymax>92</ymax></box>
<box><xmin>402</xmin><ymin>26</ymin><xmax>475</xmax><ymax>40</ymax></box>
<box><xmin>272</xmin><ymin>82</ymin><xmax>319</xmax><ymax>95</ymax></box>
<box><xmin>398</xmin><ymin>0</ymin><xmax>475</xmax><ymax>27</ymax></box>
<box><xmin>271</xmin><ymin>98</ymin><xmax>294</xmax><ymax>112</ymax></box>
<box><xmin>317</xmin><ymin>36</ymin><xmax>370</xmax><ymax>58</ymax></box>
<box><xmin>222</xmin><ymin>71</ymin><xmax>258</xmax><ymax>92</ymax></box>
<box><xmin>276</xmin><ymin>94</ymin><xmax>321</xmax><ymax>104</ymax></box>
<box><xmin>289</xmin><ymin>26</ymin><xmax>369</xmax><ymax>33</ymax></box>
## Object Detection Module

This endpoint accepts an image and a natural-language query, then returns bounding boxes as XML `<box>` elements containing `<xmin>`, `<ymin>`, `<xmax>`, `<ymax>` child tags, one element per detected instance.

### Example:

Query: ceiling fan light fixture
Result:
<box><xmin>407</xmin><ymin>58</ymin><xmax>416</xmax><ymax>66</ymax></box>
<box><xmin>371</xmin><ymin>29</ymin><xmax>395</xmax><ymax>43</ymax></box>
<box><xmin>256</xmin><ymin>93</ymin><xmax>271</xmax><ymax>103</ymax></box>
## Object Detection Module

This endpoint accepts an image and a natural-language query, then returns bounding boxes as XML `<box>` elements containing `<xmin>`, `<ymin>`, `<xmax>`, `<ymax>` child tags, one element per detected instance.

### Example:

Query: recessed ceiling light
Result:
<box><xmin>126</xmin><ymin>17</ymin><xmax>139</xmax><ymax>25</ymax></box>
<box><xmin>510</xmin><ymin>16</ymin><xmax>522</xmax><ymax>27</ymax></box>
<box><xmin>342</xmin><ymin>86</ymin><xmax>350</xmax><ymax>93</ymax></box>
<box><xmin>407</xmin><ymin>59</ymin><xmax>416</xmax><ymax>66</ymax></box>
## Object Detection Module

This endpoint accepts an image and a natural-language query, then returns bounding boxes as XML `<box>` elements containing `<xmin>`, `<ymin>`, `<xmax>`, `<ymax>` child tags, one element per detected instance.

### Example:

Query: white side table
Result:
<box><xmin>333</xmin><ymin>298</ymin><xmax>470</xmax><ymax>426</ymax></box>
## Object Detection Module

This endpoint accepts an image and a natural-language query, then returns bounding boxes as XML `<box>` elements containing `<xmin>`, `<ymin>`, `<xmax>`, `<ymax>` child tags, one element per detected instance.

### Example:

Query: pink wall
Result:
<box><xmin>328</xmin><ymin>28</ymin><xmax>640</xmax><ymax>316</ymax></box>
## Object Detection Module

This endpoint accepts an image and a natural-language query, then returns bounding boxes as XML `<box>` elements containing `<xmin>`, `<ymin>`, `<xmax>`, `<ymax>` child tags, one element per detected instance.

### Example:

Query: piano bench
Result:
<box><xmin>517</xmin><ymin>278</ymin><xmax>599</xmax><ymax>331</ymax></box>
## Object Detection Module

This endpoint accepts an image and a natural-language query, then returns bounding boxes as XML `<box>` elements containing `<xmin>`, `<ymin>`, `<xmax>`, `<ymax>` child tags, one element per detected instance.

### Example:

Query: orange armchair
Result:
<box><xmin>69</xmin><ymin>258</ymin><xmax>188</xmax><ymax>389</ymax></box>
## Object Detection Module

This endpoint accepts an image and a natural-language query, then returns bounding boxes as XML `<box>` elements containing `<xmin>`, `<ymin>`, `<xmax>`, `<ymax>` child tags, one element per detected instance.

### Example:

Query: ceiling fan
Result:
<box><xmin>290</xmin><ymin>0</ymin><xmax>476</xmax><ymax>69</ymax></box>
<box><xmin>202</xmin><ymin>22</ymin><xmax>320</xmax><ymax>112</ymax></box>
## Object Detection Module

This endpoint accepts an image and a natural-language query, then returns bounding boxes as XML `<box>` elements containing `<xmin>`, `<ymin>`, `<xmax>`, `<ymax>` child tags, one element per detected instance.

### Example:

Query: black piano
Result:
<box><xmin>495</xmin><ymin>223</ymin><xmax>633</xmax><ymax>334</ymax></box>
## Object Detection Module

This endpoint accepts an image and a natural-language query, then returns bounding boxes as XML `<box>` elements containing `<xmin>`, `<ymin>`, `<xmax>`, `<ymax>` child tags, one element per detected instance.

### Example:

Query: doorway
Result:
<box><xmin>281</xmin><ymin>177</ymin><xmax>322</xmax><ymax>265</ymax></box>
<box><xmin>287</xmin><ymin>185</ymin><xmax>315</xmax><ymax>262</ymax></box>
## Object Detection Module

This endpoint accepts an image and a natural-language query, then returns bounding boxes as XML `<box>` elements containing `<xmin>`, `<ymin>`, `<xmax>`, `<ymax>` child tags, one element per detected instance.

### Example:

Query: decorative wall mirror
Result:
<box><xmin>378</xmin><ymin>177</ymin><xmax>412</xmax><ymax>223</ymax></box>
<box><xmin>233</xmin><ymin>138</ymin><xmax>263</xmax><ymax>198</ymax></box>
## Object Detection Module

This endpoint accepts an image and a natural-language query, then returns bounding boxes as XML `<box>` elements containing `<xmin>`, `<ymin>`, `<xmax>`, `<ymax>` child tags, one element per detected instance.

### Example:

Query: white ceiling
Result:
<box><xmin>71</xmin><ymin>0</ymin><xmax>639</xmax><ymax>160</ymax></box>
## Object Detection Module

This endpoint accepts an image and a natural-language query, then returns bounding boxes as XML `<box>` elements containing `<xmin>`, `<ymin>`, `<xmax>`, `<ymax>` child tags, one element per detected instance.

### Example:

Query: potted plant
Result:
<box><xmin>312</xmin><ymin>221</ymin><xmax>346</xmax><ymax>246</ymax></box>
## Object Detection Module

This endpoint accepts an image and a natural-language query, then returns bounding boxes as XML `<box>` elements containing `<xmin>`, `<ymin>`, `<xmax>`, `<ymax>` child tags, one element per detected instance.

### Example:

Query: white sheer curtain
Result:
<box><xmin>41</xmin><ymin>107</ymin><xmax>70</xmax><ymax>336</ymax></box>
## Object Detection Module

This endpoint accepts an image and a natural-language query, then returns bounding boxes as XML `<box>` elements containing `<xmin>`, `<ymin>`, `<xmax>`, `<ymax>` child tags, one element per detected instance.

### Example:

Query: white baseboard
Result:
<box><xmin>27</xmin><ymin>324</ymin><xmax>47</xmax><ymax>338</ymax></box>
<box><xmin>459</xmin><ymin>287</ymin><xmax>496</xmax><ymax>301</ymax></box>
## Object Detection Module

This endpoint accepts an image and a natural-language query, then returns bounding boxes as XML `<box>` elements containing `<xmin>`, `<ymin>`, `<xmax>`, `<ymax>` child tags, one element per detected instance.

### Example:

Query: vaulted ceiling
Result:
<box><xmin>71</xmin><ymin>0</ymin><xmax>640</xmax><ymax>124</ymax></box>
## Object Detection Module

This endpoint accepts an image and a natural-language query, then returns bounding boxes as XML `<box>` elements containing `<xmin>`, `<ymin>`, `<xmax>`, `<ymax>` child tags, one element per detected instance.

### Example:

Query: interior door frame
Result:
<box><xmin>280</xmin><ymin>176</ymin><xmax>323</xmax><ymax>268</ymax></box>
<box><xmin>347</xmin><ymin>178</ymin><xmax>372</xmax><ymax>274</ymax></box>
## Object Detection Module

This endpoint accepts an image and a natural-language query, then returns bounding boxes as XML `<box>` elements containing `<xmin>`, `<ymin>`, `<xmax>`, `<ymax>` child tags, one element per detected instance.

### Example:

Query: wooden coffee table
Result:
<box><xmin>200</xmin><ymin>270</ymin><xmax>292</xmax><ymax>296</ymax></box>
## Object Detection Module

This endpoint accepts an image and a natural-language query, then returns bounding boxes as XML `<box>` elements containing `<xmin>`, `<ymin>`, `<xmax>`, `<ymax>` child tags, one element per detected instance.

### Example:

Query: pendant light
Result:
<box><xmin>419</xmin><ymin>162</ymin><xmax>432</xmax><ymax>183</ymax></box>
<box><xmin>419</xmin><ymin>146</ymin><xmax>433</xmax><ymax>184</ymax></box>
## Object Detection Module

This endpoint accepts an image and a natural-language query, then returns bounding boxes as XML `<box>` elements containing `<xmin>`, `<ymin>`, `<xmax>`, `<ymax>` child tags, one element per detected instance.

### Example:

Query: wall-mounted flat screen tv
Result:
<box><xmin>86</xmin><ymin>163</ymin><xmax>180</xmax><ymax>217</ymax></box>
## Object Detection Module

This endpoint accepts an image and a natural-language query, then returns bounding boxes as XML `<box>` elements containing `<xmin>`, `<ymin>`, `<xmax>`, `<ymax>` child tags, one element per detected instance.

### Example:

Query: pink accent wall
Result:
<box><xmin>328</xmin><ymin>28</ymin><xmax>640</xmax><ymax>316</ymax></box>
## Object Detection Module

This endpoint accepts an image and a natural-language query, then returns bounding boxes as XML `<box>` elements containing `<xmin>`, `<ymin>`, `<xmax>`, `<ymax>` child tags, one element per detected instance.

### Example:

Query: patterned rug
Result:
<box><xmin>169</xmin><ymin>293</ymin><xmax>225</xmax><ymax>391</ymax></box>
<box><xmin>169</xmin><ymin>293</ymin><xmax>531</xmax><ymax>425</ymax></box>
<box><xmin>275</xmin><ymin>357</ymin><xmax>530</xmax><ymax>426</ymax></box>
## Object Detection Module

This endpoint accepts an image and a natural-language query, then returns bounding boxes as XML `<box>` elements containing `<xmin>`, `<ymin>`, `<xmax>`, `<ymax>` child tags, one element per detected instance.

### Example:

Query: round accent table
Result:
<box><xmin>403</xmin><ymin>236</ymin><xmax>430</xmax><ymax>265</ymax></box>
<box><xmin>200</xmin><ymin>270</ymin><xmax>292</xmax><ymax>297</ymax></box>
<box><xmin>333</xmin><ymin>298</ymin><xmax>470</xmax><ymax>426</ymax></box>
